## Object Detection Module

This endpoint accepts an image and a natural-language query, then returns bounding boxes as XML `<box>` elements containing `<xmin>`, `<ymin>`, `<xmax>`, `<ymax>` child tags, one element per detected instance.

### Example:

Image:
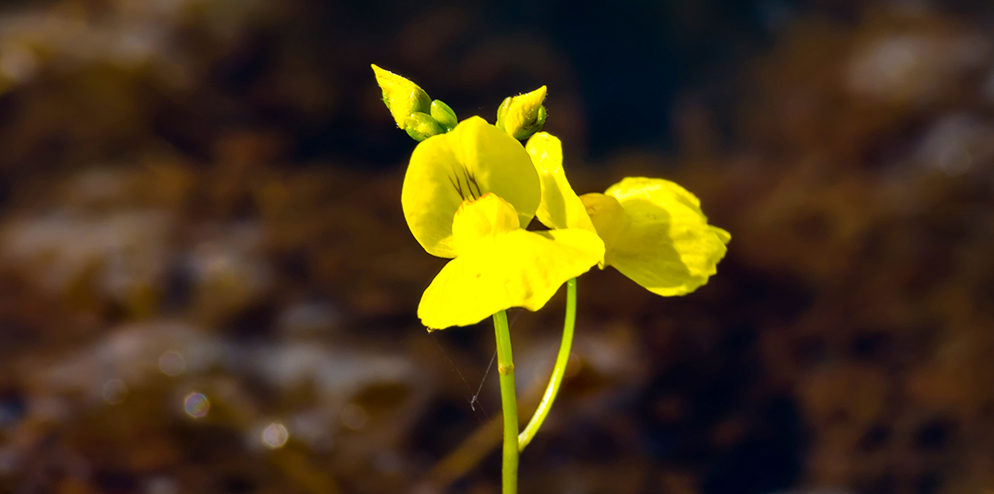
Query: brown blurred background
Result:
<box><xmin>1</xmin><ymin>0</ymin><xmax>993</xmax><ymax>493</ymax></box>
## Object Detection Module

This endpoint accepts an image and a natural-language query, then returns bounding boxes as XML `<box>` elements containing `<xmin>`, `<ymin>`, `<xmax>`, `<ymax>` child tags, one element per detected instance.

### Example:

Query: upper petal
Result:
<box><xmin>595</xmin><ymin>177</ymin><xmax>730</xmax><ymax>296</ymax></box>
<box><xmin>525</xmin><ymin>132</ymin><xmax>596</xmax><ymax>233</ymax></box>
<box><xmin>401</xmin><ymin>117</ymin><xmax>541</xmax><ymax>258</ymax></box>
<box><xmin>417</xmin><ymin>228</ymin><xmax>604</xmax><ymax>330</ymax></box>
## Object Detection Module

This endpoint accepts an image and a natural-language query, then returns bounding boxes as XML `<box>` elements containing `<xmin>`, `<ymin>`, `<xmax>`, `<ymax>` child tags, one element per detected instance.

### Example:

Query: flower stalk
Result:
<box><xmin>518</xmin><ymin>277</ymin><xmax>576</xmax><ymax>451</ymax></box>
<box><xmin>493</xmin><ymin>310</ymin><xmax>519</xmax><ymax>494</ymax></box>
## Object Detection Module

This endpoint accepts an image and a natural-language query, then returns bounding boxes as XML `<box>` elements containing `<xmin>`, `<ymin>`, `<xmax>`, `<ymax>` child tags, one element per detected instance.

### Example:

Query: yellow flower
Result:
<box><xmin>524</xmin><ymin>133</ymin><xmax>730</xmax><ymax>296</ymax></box>
<box><xmin>402</xmin><ymin>117</ymin><xmax>604</xmax><ymax>330</ymax></box>
<box><xmin>402</xmin><ymin>116</ymin><xmax>539</xmax><ymax>257</ymax></box>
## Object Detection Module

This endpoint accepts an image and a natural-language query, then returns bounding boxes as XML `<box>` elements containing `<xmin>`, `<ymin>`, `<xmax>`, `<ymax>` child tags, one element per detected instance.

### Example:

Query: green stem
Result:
<box><xmin>517</xmin><ymin>278</ymin><xmax>577</xmax><ymax>452</ymax></box>
<box><xmin>493</xmin><ymin>310</ymin><xmax>518</xmax><ymax>494</ymax></box>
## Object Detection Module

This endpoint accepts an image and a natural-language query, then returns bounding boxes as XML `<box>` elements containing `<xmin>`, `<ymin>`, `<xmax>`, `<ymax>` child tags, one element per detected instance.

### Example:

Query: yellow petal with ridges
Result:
<box><xmin>401</xmin><ymin>117</ymin><xmax>541</xmax><ymax>258</ymax></box>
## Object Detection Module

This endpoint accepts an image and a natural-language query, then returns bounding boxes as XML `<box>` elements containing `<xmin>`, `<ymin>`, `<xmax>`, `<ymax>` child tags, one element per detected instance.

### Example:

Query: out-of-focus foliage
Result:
<box><xmin>0</xmin><ymin>1</ymin><xmax>993</xmax><ymax>493</ymax></box>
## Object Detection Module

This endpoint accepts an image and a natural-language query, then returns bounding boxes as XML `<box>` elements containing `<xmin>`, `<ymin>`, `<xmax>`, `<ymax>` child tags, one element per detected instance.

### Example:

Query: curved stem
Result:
<box><xmin>492</xmin><ymin>310</ymin><xmax>518</xmax><ymax>494</ymax></box>
<box><xmin>517</xmin><ymin>278</ymin><xmax>576</xmax><ymax>452</ymax></box>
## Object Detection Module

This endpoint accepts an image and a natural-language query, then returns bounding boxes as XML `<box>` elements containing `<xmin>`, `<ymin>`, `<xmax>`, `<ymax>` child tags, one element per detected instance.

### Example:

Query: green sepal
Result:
<box><xmin>404</xmin><ymin>112</ymin><xmax>445</xmax><ymax>141</ymax></box>
<box><xmin>430</xmin><ymin>100</ymin><xmax>458</xmax><ymax>131</ymax></box>
<box><xmin>496</xmin><ymin>96</ymin><xmax>512</xmax><ymax>132</ymax></box>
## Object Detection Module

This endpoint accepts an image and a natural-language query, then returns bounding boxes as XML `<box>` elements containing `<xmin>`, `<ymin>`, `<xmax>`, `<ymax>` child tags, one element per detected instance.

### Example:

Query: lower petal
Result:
<box><xmin>417</xmin><ymin>228</ymin><xmax>604</xmax><ymax>330</ymax></box>
<box><xmin>602</xmin><ymin>177</ymin><xmax>730</xmax><ymax>296</ymax></box>
<box><xmin>608</xmin><ymin>223</ymin><xmax>728</xmax><ymax>296</ymax></box>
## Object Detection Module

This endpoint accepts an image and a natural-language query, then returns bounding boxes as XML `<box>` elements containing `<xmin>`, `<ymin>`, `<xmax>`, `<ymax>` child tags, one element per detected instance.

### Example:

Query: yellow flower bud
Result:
<box><xmin>371</xmin><ymin>64</ymin><xmax>431</xmax><ymax>130</ymax></box>
<box><xmin>496</xmin><ymin>86</ymin><xmax>548</xmax><ymax>140</ymax></box>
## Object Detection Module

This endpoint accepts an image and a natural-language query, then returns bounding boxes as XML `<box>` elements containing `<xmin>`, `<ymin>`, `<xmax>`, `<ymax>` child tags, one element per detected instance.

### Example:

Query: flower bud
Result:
<box><xmin>371</xmin><ymin>64</ymin><xmax>431</xmax><ymax>130</ymax></box>
<box><xmin>496</xmin><ymin>85</ymin><xmax>547</xmax><ymax>140</ymax></box>
<box><xmin>430</xmin><ymin>100</ymin><xmax>458</xmax><ymax>131</ymax></box>
<box><xmin>403</xmin><ymin>112</ymin><xmax>445</xmax><ymax>141</ymax></box>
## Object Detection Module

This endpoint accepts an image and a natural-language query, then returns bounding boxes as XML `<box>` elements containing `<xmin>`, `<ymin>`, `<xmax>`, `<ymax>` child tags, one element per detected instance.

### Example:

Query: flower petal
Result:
<box><xmin>524</xmin><ymin>132</ymin><xmax>596</xmax><ymax>232</ymax></box>
<box><xmin>402</xmin><ymin>117</ymin><xmax>540</xmax><ymax>258</ymax></box>
<box><xmin>417</xmin><ymin>228</ymin><xmax>604</xmax><ymax>330</ymax></box>
<box><xmin>592</xmin><ymin>177</ymin><xmax>730</xmax><ymax>296</ymax></box>
<box><xmin>452</xmin><ymin>193</ymin><xmax>521</xmax><ymax>254</ymax></box>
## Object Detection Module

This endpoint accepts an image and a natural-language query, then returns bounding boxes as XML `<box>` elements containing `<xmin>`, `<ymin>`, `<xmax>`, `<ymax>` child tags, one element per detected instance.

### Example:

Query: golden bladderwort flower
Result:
<box><xmin>374</xmin><ymin>67</ymin><xmax>730</xmax><ymax>494</ymax></box>
<box><xmin>402</xmin><ymin>117</ymin><xmax>604</xmax><ymax>330</ymax></box>
<box><xmin>524</xmin><ymin>132</ymin><xmax>729</xmax><ymax>296</ymax></box>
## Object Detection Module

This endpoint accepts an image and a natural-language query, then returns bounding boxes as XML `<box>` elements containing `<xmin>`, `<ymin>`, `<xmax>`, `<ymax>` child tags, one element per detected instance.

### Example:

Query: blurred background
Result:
<box><xmin>1</xmin><ymin>0</ymin><xmax>993</xmax><ymax>493</ymax></box>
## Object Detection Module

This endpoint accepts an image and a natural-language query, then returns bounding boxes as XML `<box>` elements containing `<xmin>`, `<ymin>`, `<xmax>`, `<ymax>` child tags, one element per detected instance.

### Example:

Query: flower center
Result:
<box><xmin>452</xmin><ymin>193</ymin><xmax>520</xmax><ymax>254</ymax></box>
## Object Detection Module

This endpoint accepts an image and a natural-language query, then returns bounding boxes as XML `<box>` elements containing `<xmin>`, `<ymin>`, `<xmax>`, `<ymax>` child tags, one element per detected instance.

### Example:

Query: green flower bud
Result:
<box><xmin>371</xmin><ymin>64</ymin><xmax>431</xmax><ymax>130</ymax></box>
<box><xmin>496</xmin><ymin>85</ymin><xmax>547</xmax><ymax>140</ymax></box>
<box><xmin>403</xmin><ymin>112</ymin><xmax>445</xmax><ymax>141</ymax></box>
<box><xmin>430</xmin><ymin>100</ymin><xmax>458</xmax><ymax>131</ymax></box>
